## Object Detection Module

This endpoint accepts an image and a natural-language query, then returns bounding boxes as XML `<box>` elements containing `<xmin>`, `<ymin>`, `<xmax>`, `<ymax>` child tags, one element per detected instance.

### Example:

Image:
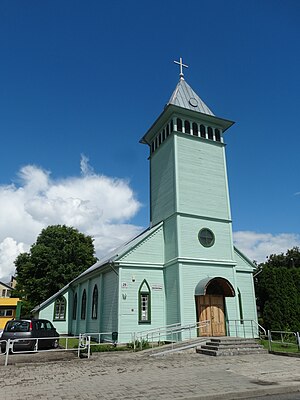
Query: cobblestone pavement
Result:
<box><xmin>1</xmin><ymin>350</ymin><xmax>300</xmax><ymax>399</ymax></box>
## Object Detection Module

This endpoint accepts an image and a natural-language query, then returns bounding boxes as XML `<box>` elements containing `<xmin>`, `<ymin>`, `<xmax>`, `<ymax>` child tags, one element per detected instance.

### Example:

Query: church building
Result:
<box><xmin>33</xmin><ymin>60</ymin><xmax>258</xmax><ymax>341</ymax></box>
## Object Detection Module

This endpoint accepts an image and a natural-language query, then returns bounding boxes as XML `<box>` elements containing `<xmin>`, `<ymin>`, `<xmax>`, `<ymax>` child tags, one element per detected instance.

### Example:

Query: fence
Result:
<box><xmin>267</xmin><ymin>330</ymin><xmax>300</xmax><ymax>353</ymax></box>
<box><xmin>0</xmin><ymin>334</ymin><xmax>91</xmax><ymax>366</ymax></box>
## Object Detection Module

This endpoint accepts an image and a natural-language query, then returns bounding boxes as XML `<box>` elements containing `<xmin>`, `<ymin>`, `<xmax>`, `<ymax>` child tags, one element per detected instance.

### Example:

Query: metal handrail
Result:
<box><xmin>226</xmin><ymin>319</ymin><xmax>265</xmax><ymax>338</ymax></box>
<box><xmin>134</xmin><ymin>320</ymin><xmax>210</xmax><ymax>350</ymax></box>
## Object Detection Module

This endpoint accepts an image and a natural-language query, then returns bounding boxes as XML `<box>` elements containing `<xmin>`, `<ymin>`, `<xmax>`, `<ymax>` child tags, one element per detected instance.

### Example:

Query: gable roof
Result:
<box><xmin>168</xmin><ymin>78</ymin><xmax>214</xmax><ymax>116</ymax></box>
<box><xmin>234</xmin><ymin>246</ymin><xmax>256</xmax><ymax>270</ymax></box>
<box><xmin>32</xmin><ymin>222</ymin><xmax>163</xmax><ymax>313</ymax></box>
<box><xmin>0</xmin><ymin>280</ymin><xmax>12</xmax><ymax>290</ymax></box>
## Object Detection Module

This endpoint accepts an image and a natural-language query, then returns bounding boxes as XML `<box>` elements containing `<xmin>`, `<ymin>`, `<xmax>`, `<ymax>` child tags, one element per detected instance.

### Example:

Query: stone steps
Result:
<box><xmin>196</xmin><ymin>337</ymin><xmax>267</xmax><ymax>356</ymax></box>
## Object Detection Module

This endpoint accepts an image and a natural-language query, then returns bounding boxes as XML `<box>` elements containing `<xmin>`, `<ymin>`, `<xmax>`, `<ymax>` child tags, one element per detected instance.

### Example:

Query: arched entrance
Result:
<box><xmin>195</xmin><ymin>277</ymin><xmax>235</xmax><ymax>337</ymax></box>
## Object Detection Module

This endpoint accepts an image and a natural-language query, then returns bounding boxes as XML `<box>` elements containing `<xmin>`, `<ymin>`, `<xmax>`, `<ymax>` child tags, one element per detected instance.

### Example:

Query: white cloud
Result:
<box><xmin>0</xmin><ymin>156</ymin><xmax>142</xmax><ymax>282</ymax></box>
<box><xmin>0</xmin><ymin>238</ymin><xmax>28</xmax><ymax>283</ymax></box>
<box><xmin>233</xmin><ymin>231</ymin><xmax>300</xmax><ymax>264</ymax></box>
<box><xmin>1</xmin><ymin>155</ymin><xmax>299</xmax><ymax>281</ymax></box>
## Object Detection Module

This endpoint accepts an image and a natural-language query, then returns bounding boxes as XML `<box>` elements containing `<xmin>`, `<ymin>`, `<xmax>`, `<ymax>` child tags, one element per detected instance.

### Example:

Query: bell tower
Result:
<box><xmin>141</xmin><ymin>59</ymin><xmax>235</xmax><ymax>264</ymax></box>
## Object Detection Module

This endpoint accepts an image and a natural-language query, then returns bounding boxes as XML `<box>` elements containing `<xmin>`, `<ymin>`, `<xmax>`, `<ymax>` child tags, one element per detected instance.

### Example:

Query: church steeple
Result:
<box><xmin>141</xmin><ymin>60</ymin><xmax>235</xmax><ymax>232</ymax></box>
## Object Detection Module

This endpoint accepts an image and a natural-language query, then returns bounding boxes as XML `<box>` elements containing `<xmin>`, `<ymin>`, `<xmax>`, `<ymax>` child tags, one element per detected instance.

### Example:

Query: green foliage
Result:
<box><xmin>256</xmin><ymin>247</ymin><xmax>300</xmax><ymax>332</ymax></box>
<box><xmin>127</xmin><ymin>339</ymin><xmax>150</xmax><ymax>350</ymax></box>
<box><xmin>14</xmin><ymin>225</ymin><xmax>97</xmax><ymax>313</ymax></box>
<box><xmin>87</xmin><ymin>344</ymin><xmax>129</xmax><ymax>352</ymax></box>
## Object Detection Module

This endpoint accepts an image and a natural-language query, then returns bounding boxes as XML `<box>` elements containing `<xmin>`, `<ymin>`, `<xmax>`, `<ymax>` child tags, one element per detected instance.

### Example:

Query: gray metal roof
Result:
<box><xmin>168</xmin><ymin>78</ymin><xmax>214</xmax><ymax>116</ymax></box>
<box><xmin>32</xmin><ymin>222</ymin><xmax>163</xmax><ymax>313</ymax></box>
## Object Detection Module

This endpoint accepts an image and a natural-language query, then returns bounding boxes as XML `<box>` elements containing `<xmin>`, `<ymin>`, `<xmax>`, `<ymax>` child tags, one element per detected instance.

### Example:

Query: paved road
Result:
<box><xmin>1</xmin><ymin>349</ymin><xmax>300</xmax><ymax>399</ymax></box>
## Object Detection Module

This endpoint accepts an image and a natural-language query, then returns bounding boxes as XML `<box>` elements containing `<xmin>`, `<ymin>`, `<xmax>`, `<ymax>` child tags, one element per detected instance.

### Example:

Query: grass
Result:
<box><xmin>58</xmin><ymin>337</ymin><xmax>131</xmax><ymax>352</ymax></box>
<box><xmin>260</xmin><ymin>339</ymin><xmax>300</xmax><ymax>354</ymax></box>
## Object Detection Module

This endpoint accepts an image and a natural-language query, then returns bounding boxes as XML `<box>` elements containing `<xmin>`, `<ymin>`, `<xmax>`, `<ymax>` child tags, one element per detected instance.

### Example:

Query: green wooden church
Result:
<box><xmin>33</xmin><ymin>60</ymin><xmax>258</xmax><ymax>341</ymax></box>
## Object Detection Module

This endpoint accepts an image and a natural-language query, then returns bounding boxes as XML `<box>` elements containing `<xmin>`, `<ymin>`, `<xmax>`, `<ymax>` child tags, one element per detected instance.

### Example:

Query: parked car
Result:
<box><xmin>0</xmin><ymin>319</ymin><xmax>59</xmax><ymax>353</ymax></box>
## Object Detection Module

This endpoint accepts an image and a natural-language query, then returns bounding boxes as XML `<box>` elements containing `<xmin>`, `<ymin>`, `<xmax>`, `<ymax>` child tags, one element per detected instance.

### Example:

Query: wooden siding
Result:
<box><xmin>86</xmin><ymin>276</ymin><xmax>101</xmax><ymax>334</ymax></box>
<box><xmin>235</xmin><ymin>271</ymin><xmax>257</xmax><ymax>322</ymax></box>
<box><xmin>101</xmin><ymin>270</ymin><xmax>119</xmax><ymax>336</ymax></box>
<box><xmin>164</xmin><ymin>264</ymin><xmax>180</xmax><ymax>326</ymax></box>
<box><xmin>164</xmin><ymin>216</ymin><xmax>178</xmax><ymax>262</ymax></box>
<box><xmin>151</xmin><ymin>137</ymin><xmax>175</xmax><ymax>225</ymax></box>
<box><xmin>119</xmin><ymin>225</ymin><xmax>164</xmax><ymax>264</ymax></box>
<box><xmin>178</xmin><ymin>215</ymin><xmax>234</xmax><ymax>261</ymax></box>
<box><xmin>176</xmin><ymin>135</ymin><xmax>231</xmax><ymax>220</ymax></box>
<box><xmin>118</xmin><ymin>268</ymin><xmax>165</xmax><ymax>342</ymax></box>
<box><xmin>39</xmin><ymin>292</ymin><xmax>69</xmax><ymax>335</ymax></box>
<box><xmin>234</xmin><ymin>248</ymin><xmax>255</xmax><ymax>271</ymax></box>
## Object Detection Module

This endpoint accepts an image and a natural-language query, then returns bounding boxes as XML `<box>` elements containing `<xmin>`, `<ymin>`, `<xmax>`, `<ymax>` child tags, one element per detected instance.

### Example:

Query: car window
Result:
<box><xmin>5</xmin><ymin>321</ymin><xmax>30</xmax><ymax>332</ymax></box>
<box><xmin>45</xmin><ymin>321</ymin><xmax>54</xmax><ymax>330</ymax></box>
<box><xmin>35</xmin><ymin>321</ymin><xmax>46</xmax><ymax>331</ymax></box>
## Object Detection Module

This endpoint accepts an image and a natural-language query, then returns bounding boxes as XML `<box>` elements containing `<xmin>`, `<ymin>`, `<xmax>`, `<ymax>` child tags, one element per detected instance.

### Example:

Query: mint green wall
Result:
<box><xmin>118</xmin><ymin>267</ymin><xmax>165</xmax><ymax>342</ymax></box>
<box><xmin>119</xmin><ymin>225</ymin><xmax>164</xmax><ymax>264</ymax></box>
<box><xmin>164</xmin><ymin>263</ymin><xmax>180</xmax><ymax>326</ymax></box>
<box><xmin>236</xmin><ymin>271</ymin><xmax>257</xmax><ymax>322</ymax></box>
<box><xmin>101</xmin><ymin>270</ymin><xmax>119</xmax><ymax>337</ymax></box>
<box><xmin>164</xmin><ymin>216</ymin><xmax>178</xmax><ymax>262</ymax></box>
<box><xmin>77</xmin><ymin>281</ymin><xmax>89</xmax><ymax>334</ymax></box>
<box><xmin>39</xmin><ymin>292</ymin><xmax>69</xmax><ymax>335</ymax></box>
<box><xmin>86</xmin><ymin>276</ymin><xmax>101</xmax><ymax>334</ymax></box>
<box><xmin>178</xmin><ymin>215</ymin><xmax>234</xmax><ymax>261</ymax></box>
<box><xmin>176</xmin><ymin>134</ymin><xmax>231</xmax><ymax>220</ymax></box>
<box><xmin>150</xmin><ymin>136</ymin><xmax>176</xmax><ymax>226</ymax></box>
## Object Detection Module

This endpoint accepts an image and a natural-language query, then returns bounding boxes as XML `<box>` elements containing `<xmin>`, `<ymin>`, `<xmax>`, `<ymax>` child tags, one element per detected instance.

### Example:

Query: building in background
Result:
<box><xmin>0</xmin><ymin>277</ymin><xmax>21</xmax><ymax>330</ymax></box>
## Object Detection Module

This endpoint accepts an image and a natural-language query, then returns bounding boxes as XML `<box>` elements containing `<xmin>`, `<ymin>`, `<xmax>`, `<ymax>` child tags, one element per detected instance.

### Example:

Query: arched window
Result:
<box><xmin>81</xmin><ymin>289</ymin><xmax>87</xmax><ymax>320</ymax></box>
<box><xmin>215</xmin><ymin>129</ymin><xmax>221</xmax><ymax>142</ymax></box>
<box><xmin>200</xmin><ymin>124</ymin><xmax>206</xmax><ymax>138</ymax></box>
<box><xmin>192</xmin><ymin>122</ymin><xmax>198</xmax><ymax>136</ymax></box>
<box><xmin>72</xmin><ymin>293</ymin><xmax>77</xmax><ymax>320</ymax></box>
<box><xmin>176</xmin><ymin>118</ymin><xmax>182</xmax><ymax>132</ymax></box>
<box><xmin>53</xmin><ymin>296</ymin><xmax>66</xmax><ymax>321</ymax></box>
<box><xmin>92</xmin><ymin>285</ymin><xmax>98</xmax><ymax>319</ymax></box>
<box><xmin>207</xmin><ymin>126</ymin><xmax>213</xmax><ymax>140</ymax></box>
<box><xmin>138</xmin><ymin>280</ymin><xmax>151</xmax><ymax>324</ymax></box>
<box><xmin>184</xmin><ymin>120</ymin><xmax>190</xmax><ymax>134</ymax></box>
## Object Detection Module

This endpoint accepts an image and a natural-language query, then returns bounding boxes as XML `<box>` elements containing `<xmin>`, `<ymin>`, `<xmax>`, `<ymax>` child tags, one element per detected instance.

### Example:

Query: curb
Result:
<box><xmin>184</xmin><ymin>384</ymin><xmax>300</xmax><ymax>399</ymax></box>
<box><xmin>269</xmin><ymin>350</ymin><xmax>300</xmax><ymax>358</ymax></box>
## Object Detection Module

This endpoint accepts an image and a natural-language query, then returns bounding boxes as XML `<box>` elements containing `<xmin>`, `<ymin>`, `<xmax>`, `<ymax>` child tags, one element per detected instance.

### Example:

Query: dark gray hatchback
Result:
<box><xmin>0</xmin><ymin>319</ymin><xmax>59</xmax><ymax>352</ymax></box>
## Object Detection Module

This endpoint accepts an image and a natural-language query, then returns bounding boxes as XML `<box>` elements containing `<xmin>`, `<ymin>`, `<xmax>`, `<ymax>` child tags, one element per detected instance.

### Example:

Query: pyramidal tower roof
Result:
<box><xmin>167</xmin><ymin>77</ymin><xmax>214</xmax><ymax>116</ymax></box>
<box><xmin>168</xmin><ymin>57</ymin><xmax>214</xmax><ymax>116</ymax></box>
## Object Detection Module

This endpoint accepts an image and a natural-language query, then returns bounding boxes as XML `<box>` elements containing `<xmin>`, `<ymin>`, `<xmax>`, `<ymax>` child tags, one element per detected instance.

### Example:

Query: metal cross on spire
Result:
<box><xmin>174</xmin><ymin>57</ymin><xmax>188</xmax><ymax>79</ymax></box>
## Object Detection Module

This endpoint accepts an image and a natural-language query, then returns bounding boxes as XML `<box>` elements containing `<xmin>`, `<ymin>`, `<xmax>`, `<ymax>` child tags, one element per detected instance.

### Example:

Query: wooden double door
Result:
<box><xmin>196</xmin><ymin>295</ymin><xmax>226</xmax><ymax>336</ymax></box>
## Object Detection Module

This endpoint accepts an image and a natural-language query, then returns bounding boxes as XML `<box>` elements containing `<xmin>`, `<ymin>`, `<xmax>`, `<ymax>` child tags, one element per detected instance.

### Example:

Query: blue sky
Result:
<box><xmin>0</xmin><ymin>0</ymin><xmax>299</xmax><ymax>280</ymax></box>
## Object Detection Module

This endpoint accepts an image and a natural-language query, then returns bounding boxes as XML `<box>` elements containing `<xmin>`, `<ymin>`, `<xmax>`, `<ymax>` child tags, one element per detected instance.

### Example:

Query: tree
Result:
<box><xmin>14</xmin><ymin>225</ymin><xmax>98</xmax><ymax>314</ymax></box>
<box><xmin>255</xmin><ymin>247</ymin><xmax>300</xmax><ymax>332</ymax></box>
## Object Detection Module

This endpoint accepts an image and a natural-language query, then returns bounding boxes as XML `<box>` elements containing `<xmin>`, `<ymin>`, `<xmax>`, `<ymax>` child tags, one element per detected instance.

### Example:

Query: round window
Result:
<box><xmin>198</xmin><ymin>228</ymin><xmax>215</xmax><ymax>247</ymax></box>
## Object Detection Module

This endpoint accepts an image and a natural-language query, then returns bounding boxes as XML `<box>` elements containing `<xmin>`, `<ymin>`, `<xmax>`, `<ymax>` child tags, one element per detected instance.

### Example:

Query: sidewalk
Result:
<box><xmin>1</xmin><ymin>350</ymin><xmax>300</xmax><ymax>399</ymax></box>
